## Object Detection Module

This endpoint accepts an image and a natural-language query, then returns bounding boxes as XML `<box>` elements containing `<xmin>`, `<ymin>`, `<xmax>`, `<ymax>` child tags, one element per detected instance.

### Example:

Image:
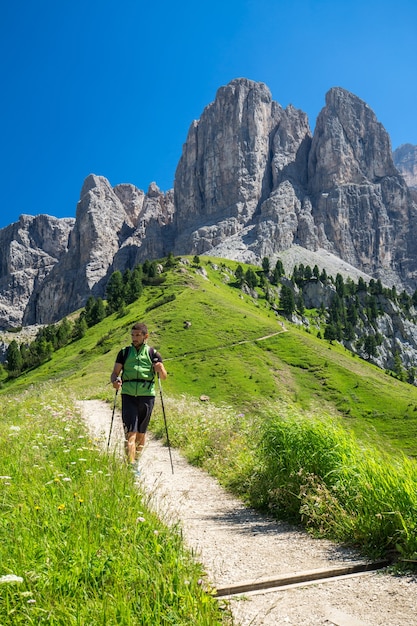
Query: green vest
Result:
<box><xmin>121</xmin><ymin>344</ymin><xmax>156</xmax><ymax>397</ymax></box>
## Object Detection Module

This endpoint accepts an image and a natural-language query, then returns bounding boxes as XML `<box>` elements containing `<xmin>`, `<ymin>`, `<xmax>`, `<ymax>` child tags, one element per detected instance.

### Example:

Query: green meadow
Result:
<box><xmin>1</xmin><ymin>256</ymin><xmax>417</xmax><ymax>623</ymax></box>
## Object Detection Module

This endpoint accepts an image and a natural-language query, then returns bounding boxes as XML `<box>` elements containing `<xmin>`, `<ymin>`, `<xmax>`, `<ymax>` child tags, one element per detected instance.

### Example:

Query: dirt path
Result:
<box><xmin>78</xmin><ymin>399</ymin><xmax>417</xmax><ymax>626</ymax></box>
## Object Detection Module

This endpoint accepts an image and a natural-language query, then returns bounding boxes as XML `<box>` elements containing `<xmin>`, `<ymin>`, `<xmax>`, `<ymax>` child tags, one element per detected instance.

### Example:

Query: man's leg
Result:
<box><xmin>126</xmin><ymin>432</ymin><xmax>137</xmax><ymax>464</ymax></box>
<box><xmin>135</xmin><ymin>432</ymin><xmax>146</xmax><ymax>459</ymax></box>
<box><xmin>135</xmin><ymin>397</ymin><xmax>154</xmax><ymax>460</ymax></box>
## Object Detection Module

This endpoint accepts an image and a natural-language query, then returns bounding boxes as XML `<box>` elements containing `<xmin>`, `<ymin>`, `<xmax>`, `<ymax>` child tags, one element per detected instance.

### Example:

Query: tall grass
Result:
<box><xmin>152</xmin><ymin>395</ymin><xmax>417</xmax><ymax>561</ymax></box>
<box><xmin>0</xmin><ymin>385</ymin><xmax>230</xmax><ymax>625</ymax></box>
<box><xmin>256</xmin><ymin>414</ymin><xmax>417</xmax><ymax>559</ymax></box>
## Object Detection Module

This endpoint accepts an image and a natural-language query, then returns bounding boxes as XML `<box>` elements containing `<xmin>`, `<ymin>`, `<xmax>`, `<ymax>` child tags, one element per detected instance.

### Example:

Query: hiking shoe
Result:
<box><xmin>130</xmin><ymin>462</ymin><xmax>141</xmax><ymax>478</ymax></box>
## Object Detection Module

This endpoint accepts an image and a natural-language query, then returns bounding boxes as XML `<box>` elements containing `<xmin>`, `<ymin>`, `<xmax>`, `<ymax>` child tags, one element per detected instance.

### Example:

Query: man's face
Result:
<box><xmin>131</xmin><ymin>330</ymin><xmax>147</xmax><ymax>347</ymax></box>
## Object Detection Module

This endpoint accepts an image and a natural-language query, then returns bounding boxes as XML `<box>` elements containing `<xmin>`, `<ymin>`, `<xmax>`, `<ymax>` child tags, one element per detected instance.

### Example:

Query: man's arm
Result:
<box><xmin>110</xmin><ymin>362</ymin><xmax>123</xmax><ymax>390</ymax></box>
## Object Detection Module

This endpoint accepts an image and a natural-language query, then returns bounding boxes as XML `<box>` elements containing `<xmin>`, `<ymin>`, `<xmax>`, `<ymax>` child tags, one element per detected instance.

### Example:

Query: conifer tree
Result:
<box><xmin>262</xmin><ymin>257</ymin><xmax>270</xmax><ymax>274</ymax></box>
<box><xmin>6</xmin><ymin>340</ymin><xmax>22</xmax><ymax>373</ymax></box>
<box><xmin>280</xmin><ymin>284</ymin><xmax>295</xmax><ymax>315</ymax></box>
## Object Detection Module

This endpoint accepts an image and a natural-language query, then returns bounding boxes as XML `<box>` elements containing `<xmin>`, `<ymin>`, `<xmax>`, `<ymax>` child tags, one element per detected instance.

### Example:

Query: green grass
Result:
<box><xmin>0</xmin><ymin>385</ymin><xmax>230</xmax><ymax>625</ymax></box>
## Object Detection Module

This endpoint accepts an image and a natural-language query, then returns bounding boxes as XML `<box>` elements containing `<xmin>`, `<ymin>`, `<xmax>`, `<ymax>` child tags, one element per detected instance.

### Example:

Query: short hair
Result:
<box><xmin>131</xmin><ymin>322</ymin><xmax>148</xmax><ymax>334</ymax></box>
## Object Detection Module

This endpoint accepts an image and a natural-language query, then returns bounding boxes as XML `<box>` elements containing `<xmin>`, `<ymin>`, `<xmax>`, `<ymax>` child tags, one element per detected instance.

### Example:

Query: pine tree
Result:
<box><xmin>245</xmin><ymin>268</ymin><xmax>259</xmax><ymax>289</ymax></box>
<box><xmin>280</xmin><ymin>284</ymin><xmax>295</xmax><ymax>315</ymax></box>
<box><xmin>106</xmin><ymin>271</ymin><xmax>125</xmax><ymax>312</ymax></box>
<box><xmin>235</xmin><ymin>265</ymin><xmax>244</xmax><ymax>286</ymax></box>
<box><xmin>363</xmin><ymin>334</ymin><xmax>378</xmax><ymax>360</ymax></box>
<box><xmin>6</xmin><ymin>340</ymin><xmax>23</xmax><ymax>373</ymax></box>
<box><xmin>262</xmin><ymin>257</ymin><xmax>270</xmax><ymax>274</ymax></box>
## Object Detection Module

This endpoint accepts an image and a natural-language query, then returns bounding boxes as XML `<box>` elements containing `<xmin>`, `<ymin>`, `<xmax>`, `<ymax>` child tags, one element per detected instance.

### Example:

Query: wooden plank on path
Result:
<box><xmin>215</xmin><ymin>560</ymin><xmax>390</xmax><ymax>597</ymax></box>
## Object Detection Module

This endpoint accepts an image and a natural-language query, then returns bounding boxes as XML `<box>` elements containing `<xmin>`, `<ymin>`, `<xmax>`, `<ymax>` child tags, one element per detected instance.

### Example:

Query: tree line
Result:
<box><xmin>233</xmin><ymin>257</ymin><xmax>417</xmax><ymax>381</ymax></box>
<box><xmin>4</xmin><ymin>259</ymin><xmax>166</xmax><ymax>377</ymax></box>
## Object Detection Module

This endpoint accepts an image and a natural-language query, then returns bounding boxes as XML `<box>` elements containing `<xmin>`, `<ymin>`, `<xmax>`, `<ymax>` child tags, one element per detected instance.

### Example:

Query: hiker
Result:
<box><xmin>110</xmin><ymin>322</ymin><xmax>167</xmax><ymax>472</ymax></box>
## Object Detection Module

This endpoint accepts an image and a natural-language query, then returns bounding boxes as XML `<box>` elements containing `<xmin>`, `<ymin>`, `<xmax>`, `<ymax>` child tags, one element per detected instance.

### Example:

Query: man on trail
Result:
<box><xmin>110</xmin><ymin>322</ymin><xmax>167</xmax><ymax>473</ymax></box>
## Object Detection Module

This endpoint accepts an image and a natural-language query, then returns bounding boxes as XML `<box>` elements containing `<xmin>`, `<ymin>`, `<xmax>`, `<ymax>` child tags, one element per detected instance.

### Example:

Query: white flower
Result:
<box><xmin>62</xmin><ymin>477</ymin><xmax>71</xmax><ymax>482</ymax></box>
<box><xmin>0</xmin><ymin>476</ymin><xmax>12</xmax><ymax>481</ymax></box>
<box><xmin>9</xmin><ymin>426</ymin><xmax>21</xmax><ymax>432</ymax></box>
<box><xmin>0</xmin><ymin>574</ymin><xmax>24</xmax><ymax>584</ymax></box>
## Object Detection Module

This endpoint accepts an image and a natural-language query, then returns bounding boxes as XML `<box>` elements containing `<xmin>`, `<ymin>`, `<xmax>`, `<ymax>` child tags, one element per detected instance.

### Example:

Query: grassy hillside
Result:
<box><xmin>3</xmin><ymin>256</ymin><xmax>417</xmax><ymax>457</ymax></box>
<box><xmin>1</xmin><ymin>255</ymin><xmax>417</xmax><ymax>607</ymax></box>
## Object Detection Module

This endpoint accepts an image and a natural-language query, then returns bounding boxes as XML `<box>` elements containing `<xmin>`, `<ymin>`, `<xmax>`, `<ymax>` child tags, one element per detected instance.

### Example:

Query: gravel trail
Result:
<box><xmin>79</xmin><ymin>399</ymin><xmax>417</xmax><ymax>626</ymax></box>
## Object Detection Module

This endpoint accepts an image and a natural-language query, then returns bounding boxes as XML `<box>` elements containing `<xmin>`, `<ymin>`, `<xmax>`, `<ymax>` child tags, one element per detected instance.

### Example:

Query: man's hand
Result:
<box><xmin>112</xmin><ymin>376</ymin><xmax>122</xmax><ymax>390</ymax></box>
<box><xmin>153</xmin><ymin>362</ymin><xmax>164</xmax><ymax>375</ymax></box>
<box><xmin>153</xmin><ymin>361</ymin><xmax>167</xmax><ymax>380</ymax></box>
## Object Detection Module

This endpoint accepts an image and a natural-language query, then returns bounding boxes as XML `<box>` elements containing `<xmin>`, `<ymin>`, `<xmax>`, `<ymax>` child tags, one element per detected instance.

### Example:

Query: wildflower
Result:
<box><xmin>78</xmin><ymin>499</ymin><xmax>84</xmax><ymax>505</ymax></box>
<box><xmin>27</xmin><ymin>598</ymin><xmax>36</xmax><ymax>604</ymax></box>
<box><xmin>34</xmin><ymin>506</ymin><xmax>41</xmax><ymax>512</ymax></box>
<box><xmin>0</xmin><ymin>476</ymin><xmax>12</xmax><ymax>481</ymax></box>
<box><xmin>0</xmin><ymin>574</ymin><xmax>24</xmax><ymax>584</ymax></box>
<box><xmin>57</xmin><ymin>504</ymin><xmax>65</xmax><ymax>511</ymax></box>
<box><xmin>153</xmin><ymin>530</ymin><xmax>159</xmax><ymax>536</ymax></box>
<box><xmin>62</xmin><ymin>477</ymin><xmax>71</xmax><ymax>482</ymax></box>
<box><xmin>9</xmin><ymin>426</ymin><xmax>21</xmax><ymax>432</ymax></box>
<box><xmin>136</xmin><ymin>516</ymin><xmax>145</xmax><ymax>523</ymax></box>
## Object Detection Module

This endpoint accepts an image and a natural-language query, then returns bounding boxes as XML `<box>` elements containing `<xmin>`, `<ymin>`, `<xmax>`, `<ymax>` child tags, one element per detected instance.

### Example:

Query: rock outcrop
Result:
<box><xmin>308</xmin><ymin>88</ymin><xmax>417</xmax><ymax>288</ymax></box>
<box><xmin>0</xmin><ymin>214</ymin><xmax>74</xmax><ymax>327</ymax></box>
<box><xmin>23</xmin><ymin>175</ymin><xmax>174</xmax><ymax>324</ymax></box>
<box><xmin>393</xmin><ymin>143</ymin><xmax>417</xmax><ymax>189</ymax></box>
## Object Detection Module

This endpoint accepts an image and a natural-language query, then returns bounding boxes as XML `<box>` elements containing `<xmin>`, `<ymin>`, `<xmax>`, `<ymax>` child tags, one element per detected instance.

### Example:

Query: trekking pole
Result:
<box><xmin>107</xmin><ymin>389</ymin><xmax>119</xmax><ymax>450</ymax></box>
<box><xmin>157</xmin><ymin>374</ymin><xmax>174</xmax><ymax>474</ymax></box>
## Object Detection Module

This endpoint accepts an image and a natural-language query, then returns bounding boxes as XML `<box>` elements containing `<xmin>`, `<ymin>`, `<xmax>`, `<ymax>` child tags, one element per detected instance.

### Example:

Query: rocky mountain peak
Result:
<box><xmin>172</xmin><ymin>78</ymin><xmax>284</xmax><ymax>254</ymax></box>
<box><xmin>308</xmin><ymin>87</ymin><xmax>397</xmax><ymax>193</ymax></box>
<box><xmin>1</xmin><ymin>77</ymin><xmax>417</xmax><ymax>331</ymax></box>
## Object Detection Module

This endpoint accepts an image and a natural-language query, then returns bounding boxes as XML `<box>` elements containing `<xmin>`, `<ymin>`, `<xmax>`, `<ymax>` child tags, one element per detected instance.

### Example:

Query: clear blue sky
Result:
<box><xmin>0</xmin><ymin>0</ymin><xmax>416</xmax><ymax>229</ymax></box>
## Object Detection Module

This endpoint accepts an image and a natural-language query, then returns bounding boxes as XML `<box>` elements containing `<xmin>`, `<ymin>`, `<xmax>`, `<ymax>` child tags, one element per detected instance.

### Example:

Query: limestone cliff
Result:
<box><xmin>1</xmin><ymin>77</ymin><xmax>417</xmax><ymax>329</ymax></box>
<box><xmin>393</xmin><ymin>143</ymin><xmax>417</xmax><ymax>189</ymax></box>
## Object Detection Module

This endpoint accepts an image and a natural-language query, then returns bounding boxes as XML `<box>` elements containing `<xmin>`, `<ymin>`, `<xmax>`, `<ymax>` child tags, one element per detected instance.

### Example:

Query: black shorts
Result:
<box><xmin>121</xmin><ymin>394</ymin><xmax>155</xmax><ymax>434</ymax></box>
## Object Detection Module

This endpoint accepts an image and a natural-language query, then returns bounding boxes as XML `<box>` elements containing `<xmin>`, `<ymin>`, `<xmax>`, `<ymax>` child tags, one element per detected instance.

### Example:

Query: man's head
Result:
<box><xmin>131</xmin><ymin>322</ymin><xmax>148</xmax><ymax>348</ymax></box>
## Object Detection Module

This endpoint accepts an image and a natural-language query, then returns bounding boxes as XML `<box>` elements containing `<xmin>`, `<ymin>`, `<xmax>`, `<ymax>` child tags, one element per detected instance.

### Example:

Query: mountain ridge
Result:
<box><xmin>1</xmin><ymin>78</ymin><xmax>417</xmax><ymax>331</ymax></box>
